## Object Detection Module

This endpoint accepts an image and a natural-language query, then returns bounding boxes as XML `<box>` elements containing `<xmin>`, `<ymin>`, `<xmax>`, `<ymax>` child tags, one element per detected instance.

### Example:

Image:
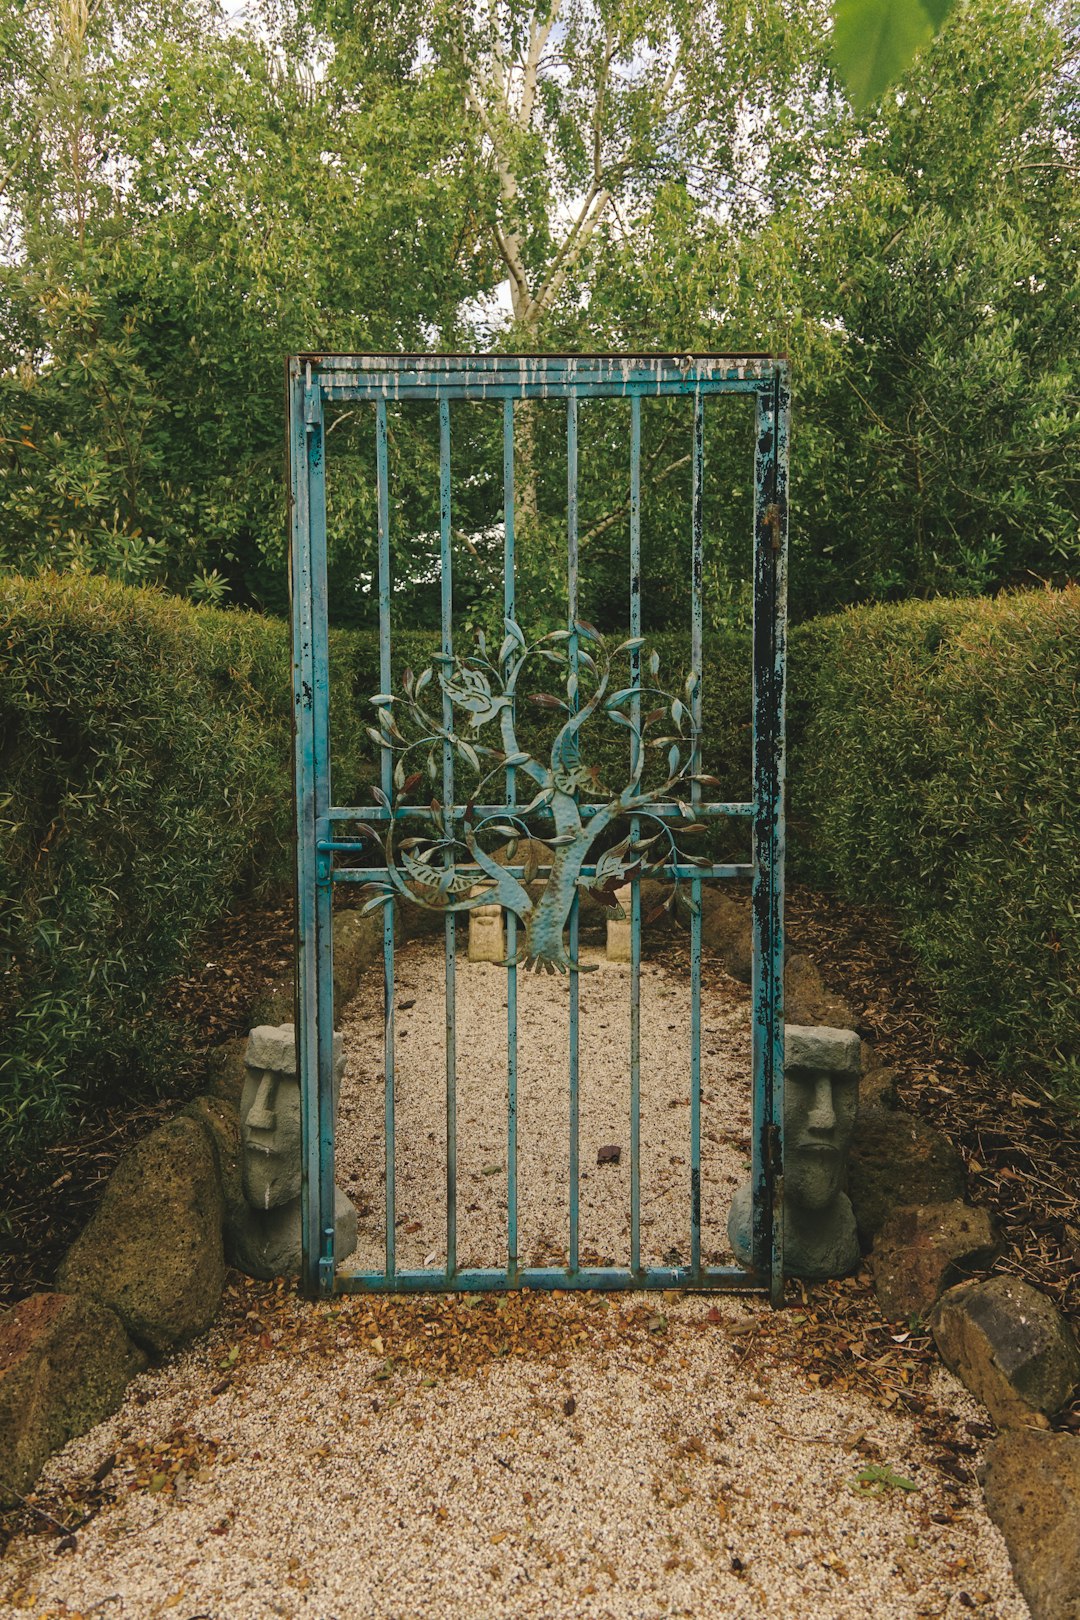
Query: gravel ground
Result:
<box><xmin>0</xmin><ymin>1295</ymin><xmax>1026</xmax><ymax>1620</ymax></box>
<box><xmin>0</xmin><ymin>938</ymin><xmax>1029</xmax><ymax>1619</ymax></box>
<box><xmin>337</xmin><ymin>940</ymin><xmax>748</xmax><ymax>1274</ymax></box>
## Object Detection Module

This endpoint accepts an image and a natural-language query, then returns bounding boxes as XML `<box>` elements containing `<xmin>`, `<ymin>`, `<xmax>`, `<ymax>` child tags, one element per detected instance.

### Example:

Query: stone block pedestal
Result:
<box><xmin>468</xmin><ymin>904</ymin><xmax>505</xmax><ymax>962</ymax></box>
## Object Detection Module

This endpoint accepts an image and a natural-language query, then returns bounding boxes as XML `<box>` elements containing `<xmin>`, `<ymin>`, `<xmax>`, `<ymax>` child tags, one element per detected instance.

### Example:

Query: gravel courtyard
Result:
<box><xmin>0</xmin><ymin>938</ymin><xmax>1028</xmax><ymax>1619</ymax></box>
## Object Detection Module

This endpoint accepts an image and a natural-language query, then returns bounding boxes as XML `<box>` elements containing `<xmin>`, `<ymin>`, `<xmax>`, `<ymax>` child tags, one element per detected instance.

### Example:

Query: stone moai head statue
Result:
<box><xmin>239</xmin><ymin>1025</ymin><xmax>344</xmax><ymax>1211</ymax></box>
<box><xmin>728</xmin><ymin>1023</ymin><xmax>862</xmax><ymax>1280</ymax></box>
<box><xmin>227</xmin><ymin>1024</ymin><xmax>357</xmax><ymax>1282</ymax></box>
<box><xmin>783</xmin><ymin>1025</ymin><xmax>860</xmax><ymax>1214</ymax></box>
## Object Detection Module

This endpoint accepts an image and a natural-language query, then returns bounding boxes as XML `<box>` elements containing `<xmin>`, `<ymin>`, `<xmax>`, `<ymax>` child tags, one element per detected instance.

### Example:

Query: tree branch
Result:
<box><xmin>578</xmin><ymin>451</ymin><xmax>692</xmax><ymax>549</ymax></box>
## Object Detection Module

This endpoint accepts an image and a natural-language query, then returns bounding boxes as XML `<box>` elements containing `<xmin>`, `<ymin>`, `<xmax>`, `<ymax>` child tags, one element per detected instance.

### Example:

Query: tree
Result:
<box><xmin>309</xmin><ymin>0</ymin><xmax>833</xmax><ymax>628</ymax></box>
<box><xmin>0</xmin><ymin>0</ymin><xmax>491</xmax><ymax>606</ymax></box>
<box><xmin>582</xmin><ymin>0</ymin><xmax>1080</xmax><ymax>614</ymax></box>
<box><xmin>792</xmin><ymin>0</ymin><xmax>1080</xmax><ymax>609</ymax></box>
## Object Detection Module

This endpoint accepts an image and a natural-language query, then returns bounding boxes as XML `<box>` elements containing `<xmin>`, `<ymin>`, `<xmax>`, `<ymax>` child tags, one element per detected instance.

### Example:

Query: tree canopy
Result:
<box><xmin>1</xmin><ymin>0</ymin><xmax>1076</xmax><ymax>627</ymax></box>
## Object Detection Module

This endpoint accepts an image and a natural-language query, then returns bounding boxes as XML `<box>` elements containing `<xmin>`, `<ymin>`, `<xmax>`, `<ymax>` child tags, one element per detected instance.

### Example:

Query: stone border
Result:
<box><xmin>3</xmin><ymin>902</ymin><xmax>1077</xmax><ymax>1618</ymax></box>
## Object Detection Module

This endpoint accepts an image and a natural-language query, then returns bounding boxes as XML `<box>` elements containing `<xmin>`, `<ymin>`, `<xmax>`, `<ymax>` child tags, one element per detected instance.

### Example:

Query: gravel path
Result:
<box><xmin>337</xmin><ymin>941</ymin><xmax>748</xmax><ymax>1274</ymax></box>
<box><xmin>0</xmin><ymin>939</ymin><xmax>1029</xmax><ymax>1619</ymax></box>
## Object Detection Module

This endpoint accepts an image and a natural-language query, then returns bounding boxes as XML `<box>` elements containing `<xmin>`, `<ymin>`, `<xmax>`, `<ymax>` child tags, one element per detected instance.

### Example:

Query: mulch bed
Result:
<box><xmin>784</xmin><ymin>883</ymin><xmax>1080</xmax><ymax>1435</ymax></box>
<box><xmin>784</xmin><ymin>889</ymin><xmax>1080</xmax><ymax>1323</ymax></box>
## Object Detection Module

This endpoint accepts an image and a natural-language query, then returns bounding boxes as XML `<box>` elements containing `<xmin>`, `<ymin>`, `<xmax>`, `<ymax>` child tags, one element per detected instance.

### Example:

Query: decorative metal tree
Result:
<box><xmin>355</xmin><ymin>620</ymin><xmax>718</xmax><ymax>972</ymax></box>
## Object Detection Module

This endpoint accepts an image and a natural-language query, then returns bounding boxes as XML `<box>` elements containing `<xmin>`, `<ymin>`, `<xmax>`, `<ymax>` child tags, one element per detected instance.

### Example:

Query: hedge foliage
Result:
<box><xmin>791</xmin><ymin>587</ymin><xmax>1080</xmax><ymax>1102</ymax></box>
<box><xmin>0</xmin><ymin>574</ymin><xmax>364</xmax><ymax>1150</ymax></box>
<box><xmin>2</xmin><ymin>575</ymin><xmax>1076</xmax><ymax>1156</ymax></box>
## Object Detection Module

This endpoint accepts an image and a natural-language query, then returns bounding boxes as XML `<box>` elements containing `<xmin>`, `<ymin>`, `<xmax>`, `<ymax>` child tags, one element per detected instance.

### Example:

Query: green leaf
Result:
<box><xmin>831</xmin><ymin>0</ymin><xmax>952</xmax><ymax>110</ymax></box>
<box><xmin>847</xmin><ymin>1463</ymin><xmax>920</xmax><ymax>1495</ymax></box>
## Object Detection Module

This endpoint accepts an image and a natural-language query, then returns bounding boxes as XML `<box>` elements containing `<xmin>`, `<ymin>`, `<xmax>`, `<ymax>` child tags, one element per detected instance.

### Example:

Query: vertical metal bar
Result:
<box><xmin>751</xmin><ymin>373</ymin><xmax>788</xmax><ymax>1306</ymax></box>
<box><xmin>629</xmin><ymin>394</ymin><xmax>642</xmax><ymax>1277</ymax></box>
<box><xmin>376</xmin><ymin>397</ymin><xmax>396</xmax><ymax>1279</ymax></box>
<box><xmin>503</xmin><ymin>398</ymin><xmax>519</xmax><ymax>1278</ymax></box>
<box><xmin>290</xmin><ymin>364</ymin><xmax>321</xmax><ymax>1300</ymax></box>
<box><xmin>440</xmin><ymin>397</ymin><xmax>457</xmax><ymax>1279</ymax></box>
<box><xmin>689</xmin><ymin>392</ymin><xmax>704</xmax><ymax>1278</ymax></box>
<box><xmin>567</xmin><ymin>391</ymin><xmax>580</xmax><ymax>1274</ymax></box>
<box><xmin>306</xmin><ymin>376</ymin><xmax>336</xmax><ymax>1298</ymax></box>
<box><xmin>771</xmin><ymin>373</ymin><xmax>790</xmax><ymax>1299</ymax></box>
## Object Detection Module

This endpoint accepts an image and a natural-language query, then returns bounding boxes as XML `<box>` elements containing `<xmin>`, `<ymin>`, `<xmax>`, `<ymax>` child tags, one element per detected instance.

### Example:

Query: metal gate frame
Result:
<box><xmin>288</xmin><ymin>353</ymin><xmax>789</xmax><ymax>1303</ymax></box>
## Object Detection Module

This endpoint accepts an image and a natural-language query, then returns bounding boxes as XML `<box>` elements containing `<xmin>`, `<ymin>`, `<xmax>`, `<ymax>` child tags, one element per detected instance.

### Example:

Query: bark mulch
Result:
<box><xmin>784</xmin><ymin>881</ymin><xmax>1080</xmax><ymax>1436</ymax></box>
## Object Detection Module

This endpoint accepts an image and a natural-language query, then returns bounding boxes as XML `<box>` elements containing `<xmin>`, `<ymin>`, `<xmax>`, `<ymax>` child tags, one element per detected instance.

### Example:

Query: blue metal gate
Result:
<box><xmin>289</xmin><ymin>353</ymin><xmax>788</xmax><ymax>1302</ymax></box>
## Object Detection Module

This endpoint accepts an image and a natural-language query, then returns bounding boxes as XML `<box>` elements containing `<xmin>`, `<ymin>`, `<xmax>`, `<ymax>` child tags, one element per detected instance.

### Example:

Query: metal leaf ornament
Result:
<box><xmin>361</xmin><ymin>621</ymin><xmax>707</xmax><ymax>972</ymax></box>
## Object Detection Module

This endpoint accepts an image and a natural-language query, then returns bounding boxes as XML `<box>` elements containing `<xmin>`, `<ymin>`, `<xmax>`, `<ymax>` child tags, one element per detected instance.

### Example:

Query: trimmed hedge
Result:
<box><xmin>791</xmin><ymin>587</ymin><xmax>1080</xmax><ymax>1102</ymax></box>
<box><xmin>0</xmin><ymin>574</ymin><xmax>364</xmax><ymax>1150</ymax></box>
<box><xmin>2</xmin><ymin>574</ymin><xmax>1076</xmax><ymax>1156</ymax></box>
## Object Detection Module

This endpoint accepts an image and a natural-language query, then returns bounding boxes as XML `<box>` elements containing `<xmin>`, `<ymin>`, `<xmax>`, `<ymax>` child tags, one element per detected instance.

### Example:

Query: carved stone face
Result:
<box><xmin>784</xmin><ymin>1068</ymin><xmax>859</xmax><ymax>1211</ymax></box>
<box><xmin>240</xmin><ymin>1067</ymin><xmax>302</xmax><ymax>1211</ymax></box>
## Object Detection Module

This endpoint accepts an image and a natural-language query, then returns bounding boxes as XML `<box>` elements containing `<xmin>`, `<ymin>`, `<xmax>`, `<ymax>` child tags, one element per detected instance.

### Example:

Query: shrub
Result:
<box><xmin>792</xmin><ymin>587</ymin><xmax>1080</xmax><ymax>1103</ymax></box>
<box><xmin>0</xmin><ymin>574</ymin><xmax>363</xmax><ymax>1151</ymax></box>
<box><xmin>3</xmin><ymin>573</ymin><xmax>1076</xmax><ymax>1158</ymax></box>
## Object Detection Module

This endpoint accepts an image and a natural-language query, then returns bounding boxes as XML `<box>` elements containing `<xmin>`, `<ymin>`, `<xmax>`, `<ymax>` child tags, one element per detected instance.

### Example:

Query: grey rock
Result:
<box><xmin>785</xmin><ymin>954</ymin><xmax>857</xmax><ymax>1028</ymax></box>
<box><xmin>0</xmin><ymin>1293</ymin><xmax>145</xmax><ymax>1503</ymax></box>
<box><xmin>58</xmin><ymin>1115</ymin><xmax>225</xmax><ymax>1355</ymax></box>
<box><xmin>983</xmin><ymin>1428</ymin><xmax>1080</xmax><ymax>1619</ymax></box>
<box><xmin>728</xmin><ymin>1182</ymin><xmax>860</xmax><ymax>1279</ymax></box>
<box><xmin>931</xmin><ymin>1275</ymin><xmax>1080</xmax><ymax>1427</ymax></box>
<box><xmin>699</xmin><ymin>888</ymin><xmax>752</xmax><ymax>983</ymax></box>
<box><xmin>227</xmin><ymin>1187</ymin><xmax>358</xmax><ymax>1279</ymax></box>
<box><xmin>871</xmin><ymin>1200</ymin><xmax>998</xmax><ymax>1321</ymax></box>
<box><xmin>332</xmin><ymin>907</ymin><xmax>383</xmax><ymax>1006</ymax></box>
<box><xmin>847</xmin><ymin>1103</ymin><xmax>966</xmax><ymax>1250</ymax></box>
<box><xmin>785</xmin><ymin>1024</ymin><xmax>861</xmax><ymax>1076</ymax></box>
<box><xmin>697</xmin><ymin>896</ymin><xmax>853</xmax><ymax>1024</ymax></box>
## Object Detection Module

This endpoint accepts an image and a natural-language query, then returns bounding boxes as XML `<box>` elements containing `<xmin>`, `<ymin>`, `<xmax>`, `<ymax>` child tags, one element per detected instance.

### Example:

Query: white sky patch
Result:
<box><xmin>458</xmin><ymin>280</ymin><xmax>515</xmax><ymax>343</ymax></box>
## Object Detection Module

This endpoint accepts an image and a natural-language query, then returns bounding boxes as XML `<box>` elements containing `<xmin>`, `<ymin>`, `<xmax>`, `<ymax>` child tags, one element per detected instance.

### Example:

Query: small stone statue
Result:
<box><xmin>226</xmin><ymin>1024</ymin><xmax>358</xmax><ymax>1280</ymax></box>
<box><xmin>728</xmin><ymin>1024</ymin><xmax>861</xmax><ymax>1279</ymax></box>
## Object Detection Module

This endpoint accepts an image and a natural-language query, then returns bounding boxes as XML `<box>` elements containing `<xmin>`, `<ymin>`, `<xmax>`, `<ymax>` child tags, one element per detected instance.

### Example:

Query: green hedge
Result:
<box><xmin>791</xmin><ymin>587</ymin><xmax>1080</xmax><ymax>1101</ymax></box>
<box><xmin>2</xmin><ymin>575</ymin><xmax>1076</xmax><ymax>1156</ymax></box>
<box><xmin>0</xmin><ymin>574</ymin><xmax>364</xmax><ymax>1150</ymax></box>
